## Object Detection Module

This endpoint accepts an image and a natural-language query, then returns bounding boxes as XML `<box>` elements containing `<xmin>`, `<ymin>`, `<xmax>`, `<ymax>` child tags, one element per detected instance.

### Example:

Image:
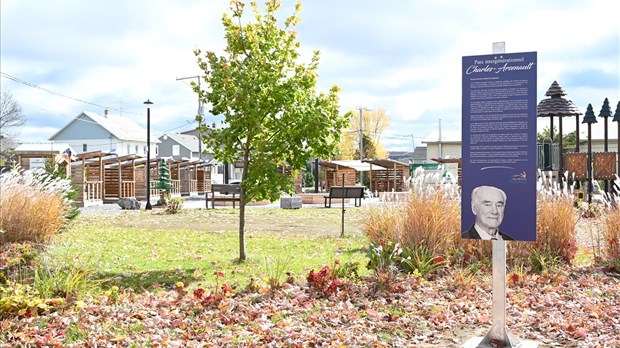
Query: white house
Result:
<box><xmin>48</xmin><ymin>110</ymin><xmax>159</xmax><ymax>156</ymax></box>
<box><xmin>158</xmin><ymin>132</ymin><xmax>201</xmax><ymax>161</ymax></box>
<box><xmin>421</xmin><ymin>130</ymin><xmax>462</xmax><ymax>161</ymax></box>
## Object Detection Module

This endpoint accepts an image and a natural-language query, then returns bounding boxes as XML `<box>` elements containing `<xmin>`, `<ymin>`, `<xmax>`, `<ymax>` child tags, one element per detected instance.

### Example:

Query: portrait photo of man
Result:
<box><xmin>462</xmin><ymin>185</ymin><xmax>515</xmax><ymax>240</ymax></box>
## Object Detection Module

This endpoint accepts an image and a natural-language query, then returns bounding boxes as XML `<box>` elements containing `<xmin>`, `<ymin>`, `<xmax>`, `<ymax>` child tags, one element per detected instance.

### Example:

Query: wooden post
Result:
<box><xmin>340</xmin><ymin>173</ymin><xmax>345</xmax><ymax>238</ymax></box>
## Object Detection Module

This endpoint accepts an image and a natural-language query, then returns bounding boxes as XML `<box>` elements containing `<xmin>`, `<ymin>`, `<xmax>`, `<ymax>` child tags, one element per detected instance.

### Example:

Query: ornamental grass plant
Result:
<box><xmin>602</xmin><ymin>203</ymin><xmax>620</xmax><ymax>272</ymax></box>
<box><xmin>507</xmin><ymin>173</ymin><xmax>579</xmax><ymax>268</ymax></box>
<box><xmin>0</xmin><ymin>168</ymin><xmax>73</xmax><ymax>243</ymax></box>
<box><xmin>363</xmin><ymin>168</ymin><xmax>461</xmax><ymax>276</ymax></box>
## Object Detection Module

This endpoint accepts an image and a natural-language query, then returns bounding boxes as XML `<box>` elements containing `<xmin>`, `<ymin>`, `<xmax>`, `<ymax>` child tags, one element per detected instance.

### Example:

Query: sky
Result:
<box><xmin>1</xmin><ymin>0</ymin><xmax>619</xmax><ymax>153</ymax></box>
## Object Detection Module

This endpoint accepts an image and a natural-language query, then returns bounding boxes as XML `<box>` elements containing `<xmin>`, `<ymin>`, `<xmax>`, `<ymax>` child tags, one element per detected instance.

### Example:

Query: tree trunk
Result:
<box><xmin>238</xmin><ymin>151</ymin><xmax>250</xmax><ymax>261</ymax></box>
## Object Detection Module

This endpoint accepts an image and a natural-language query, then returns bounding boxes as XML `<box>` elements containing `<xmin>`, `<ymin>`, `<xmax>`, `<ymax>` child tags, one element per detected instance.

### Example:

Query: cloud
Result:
<box><xmin>1</xmin><ymin>0</ymin><xmax>618</xmax><ymax>152</ymax></box>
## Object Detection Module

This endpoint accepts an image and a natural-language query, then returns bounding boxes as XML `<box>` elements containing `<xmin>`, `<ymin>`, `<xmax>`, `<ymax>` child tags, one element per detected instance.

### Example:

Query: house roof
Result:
<box><xmin>160</xmin><ymin>133</ymin><xmax>200</xmax><ymax>152</ymax></box>
<box><xmin>14</xmin><ymin>142</ymin><xmax>73</xmax><ymax>154</ymax></box>
<box><xmin>422</xmin><ymin>130</ymin><xmax>462</xmax><ymax>143</ymax></box>
<box><xmin>363</xmin><ymin>159</ymin><xmax>408</xmax><ymax>170</ymax></box>
<box><xmin>49</xmin><ymin>111</ymin><xmax>158</xmax><ymax>143</ymax></box>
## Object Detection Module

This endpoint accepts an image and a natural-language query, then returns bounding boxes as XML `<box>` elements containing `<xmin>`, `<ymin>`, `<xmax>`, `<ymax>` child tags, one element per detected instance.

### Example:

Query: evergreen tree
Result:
<box><xmin>156</xmin><ymin>161</ymin><xmax>174</xmax><ymax>205</ymax></box>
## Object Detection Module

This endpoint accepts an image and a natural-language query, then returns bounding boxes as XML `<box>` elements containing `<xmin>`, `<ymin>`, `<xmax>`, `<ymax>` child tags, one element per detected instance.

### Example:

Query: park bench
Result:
<box><xmin>324</xmin><ymin>186</ymin><xmax>365</xmax><ymax>208</ymax></box>
<box><xmin>206</xmin><ymin>184</ymin><xmax>241</xmax><ymax>209</ymax></box>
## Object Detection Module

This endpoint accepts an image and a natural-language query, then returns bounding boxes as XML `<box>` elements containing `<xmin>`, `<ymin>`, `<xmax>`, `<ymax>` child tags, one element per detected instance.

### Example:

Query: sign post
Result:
<box><xmin>461</xmin><ymin>43</ymin><xmax>539</xmax><ymax>347</ymax></box>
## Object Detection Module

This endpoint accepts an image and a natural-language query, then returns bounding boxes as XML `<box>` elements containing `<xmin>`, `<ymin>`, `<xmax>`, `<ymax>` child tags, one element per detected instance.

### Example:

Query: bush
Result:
<box><xmin>302</xmin><ymin>172</ymin><xmax>314</xmax><ymax>188</ymax></box>
<box><xmin>164</xmin><ymin>197</ymin><xmax>184</xmax><ymax>214</ymax></box>
<box><xmin>0</xmin><ymin>168</ymin><xmax>73</xmax><ymax>243</ymax></box>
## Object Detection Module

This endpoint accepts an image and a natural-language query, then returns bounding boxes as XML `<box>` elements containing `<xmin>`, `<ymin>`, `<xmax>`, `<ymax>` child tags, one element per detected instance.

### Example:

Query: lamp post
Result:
<box><xmin>582</xmin><ymin>103</ymin><xmax>597</xmax><ymax>204</ymax></box>
<box><xmin>144</xmin><ymin>99</ymin><xmax>153</xmax><ymax>210</ymax></box>
<box><xmin>598</xmin><ymin>98</ymin><xmax>612</xmax><ymax>193</ymax></box>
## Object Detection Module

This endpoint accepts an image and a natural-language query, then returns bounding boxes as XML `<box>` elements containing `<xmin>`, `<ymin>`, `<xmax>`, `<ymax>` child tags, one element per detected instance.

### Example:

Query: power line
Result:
<box><xmin>0</xmin><ymin>71</ymin><xmax>144</xmax><ymax>116</ymax></box>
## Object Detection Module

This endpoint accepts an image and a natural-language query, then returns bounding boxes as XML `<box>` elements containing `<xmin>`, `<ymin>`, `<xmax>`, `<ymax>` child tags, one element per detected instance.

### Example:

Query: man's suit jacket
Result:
<box><xmin>461</xmin><ymin>224</ymin><xmax>515</xmax><ymax>240</ymax></box>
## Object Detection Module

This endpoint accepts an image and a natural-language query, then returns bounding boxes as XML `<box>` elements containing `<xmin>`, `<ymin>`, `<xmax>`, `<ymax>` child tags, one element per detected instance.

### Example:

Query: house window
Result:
<box><xmin>172</xmin><ymin>145</ymin><xmax>180</xmax><ymax>156</ymax></box>
<box><xmin>83</xmin><ymin>144</ymin><xmax>87</xmax><ymax>152</ymax></box>
<box><xmin>127</xmin><ymin>145</ymin><xmax>130</xmax><ymax>154</ymax></box>
<box><xmin>144</xmin><ymin>146</ymin><xmax>147</xmax><ymax>155</ymax></box>
<box><xmin>135</xmin><ymin>145</ymin><xmax>138</xmax><ymax>154</ymax></box>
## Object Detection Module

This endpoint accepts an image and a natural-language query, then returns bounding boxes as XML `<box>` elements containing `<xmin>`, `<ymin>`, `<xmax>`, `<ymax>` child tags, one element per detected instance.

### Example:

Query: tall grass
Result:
<box><xmin>363</xmin><ymin>169</ymin><xmax>461</xmax><ymax>263</ymax></box>
<box><xmin>602</xmin><ymin>205</ymin><xmax>620</xmax><ymax>270</ymax></box>
<box><xmin>0</xmin><ymin>168</ymin><xmax>73</xmax><ymax>243</ymax></box>
<box><xmin>506</xmin><ymin>172</ymin><xmax>578</xmax><ymax>266</ymax></box>
<box><xmin>530</xmin><ymin>191</ymin><xmax>578</xmax><ymax>263</ymax></box>
<box><xmin>401</xmin><ymin>189</ymin><xmax>460</xmax><ymax>256</ymax></box>
<box><xmin>364</xmin><ymin>169</ymin><xmax>584</xmax><ymax>271</ymax></box>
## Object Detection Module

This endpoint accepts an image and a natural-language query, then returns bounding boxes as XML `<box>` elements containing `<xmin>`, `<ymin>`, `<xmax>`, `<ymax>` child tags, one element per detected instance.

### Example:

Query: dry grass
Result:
<box><xmin>0</xmin><ymin>168</ymin><xmax>72</xmax><ymax>243</ymax></box>
<box><xmin>525</xmin><ymin>191</ymin><xmax>578</xmax><ymax>263</ymax></box>
<box><xmin>362</xmin><ymin>204</ymin><xmax>401</xmax><ymax>249</ymax></box>
<box><xmin>363</xmin><ymin>170</ymin><xmax>460</xmax><ymax>259</ymax></box>
<box><xmin>602</xmin><ymin>206</ymin><xmax>620</xmax><ymax>263</ymax></box>
<box><xmin>400</xmin><ymin>190</ymin><xmax>460</xmax><ymax>256</ymax></box>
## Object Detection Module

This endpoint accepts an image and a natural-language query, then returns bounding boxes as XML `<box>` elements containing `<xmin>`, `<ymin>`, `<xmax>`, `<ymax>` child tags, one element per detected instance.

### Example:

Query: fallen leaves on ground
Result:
<box><xmin>1</xmin><ymin>265</ymin><xmax>618</xmax><ymax>347</ymax></box>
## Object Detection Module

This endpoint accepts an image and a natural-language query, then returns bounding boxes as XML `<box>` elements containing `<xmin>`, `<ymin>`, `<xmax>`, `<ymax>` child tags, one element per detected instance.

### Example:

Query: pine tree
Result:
<box><xmin>155</xmin><ymin>161</ymin><xmax>174</xmax><ymax>205</ymax></box>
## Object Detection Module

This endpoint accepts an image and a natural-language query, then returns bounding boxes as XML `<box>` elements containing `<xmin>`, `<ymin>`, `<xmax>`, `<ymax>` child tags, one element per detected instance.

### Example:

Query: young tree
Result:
<box><xmin>0</xmin><ymin>89</ymin><xmax>25</xmax><ymax>137</ymax></box>
<box><xmin>337</xmin><ymin>108</ymin><xmax>390</xmax><ymax>159</ymax></box>
<box><xmin>193</xmin><ymin>0</ymin><xmax>350</xmax><ymax>261</ymax></box>
<box><xmin>0</xmin><ymin>89</ymin><xmax>25</xmax><ymax>165</ymax></box>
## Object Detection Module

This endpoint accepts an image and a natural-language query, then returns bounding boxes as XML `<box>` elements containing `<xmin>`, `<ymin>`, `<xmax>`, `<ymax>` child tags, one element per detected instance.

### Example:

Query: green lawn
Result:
<box><xmin>47</xmin><ymin>207</ymin><xmax>370</xmax><ymax>291</ymax></box>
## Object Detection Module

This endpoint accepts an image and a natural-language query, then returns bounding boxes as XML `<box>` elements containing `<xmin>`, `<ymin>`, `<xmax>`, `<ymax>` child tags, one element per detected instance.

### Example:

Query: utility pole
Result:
<box><xmin>411</xmin><ymin>134</ymin><xmax>416</xmax><ymax>163</ymax></box>
<box><xmin>357</xmin><ymin>106</ymin><xmax>371</xmax><ymax>185</ymax></box>
<box><xmin>176</xmin><ymin>75</ymin><xmax>205</xmax><ymax>160</ymax></box>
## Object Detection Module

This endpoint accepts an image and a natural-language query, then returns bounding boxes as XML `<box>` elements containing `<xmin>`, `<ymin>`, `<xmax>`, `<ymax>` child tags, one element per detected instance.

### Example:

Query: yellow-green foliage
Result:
<box><xmin>0</xmin><ymin>280</ymin><xmax>64</xmax><ymax>318</ymax></box>
<box><xmin>0</xmin><ymin>168</ymin><xmax>72</xmax><ymax>243</ymax></box>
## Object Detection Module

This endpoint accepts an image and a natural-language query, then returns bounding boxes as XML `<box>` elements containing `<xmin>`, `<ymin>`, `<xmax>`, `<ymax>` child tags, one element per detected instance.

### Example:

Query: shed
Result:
<box><xmin>13</xmin><ymin>143</ymin><xmax>75</xmax><ymax>175</ymax></box>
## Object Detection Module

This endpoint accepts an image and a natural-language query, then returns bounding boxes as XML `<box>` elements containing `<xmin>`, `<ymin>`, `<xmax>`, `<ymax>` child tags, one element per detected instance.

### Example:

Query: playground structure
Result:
<box><xmin>538</xmin><ymin>81</ymin><xmax>620</xmax><ymax>202</ymax></box>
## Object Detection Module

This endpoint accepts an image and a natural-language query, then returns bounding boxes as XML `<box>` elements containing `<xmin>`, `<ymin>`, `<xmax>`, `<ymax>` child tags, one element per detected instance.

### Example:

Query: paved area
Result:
<box><xmin>79</xmin><ymin>195</ymin><xmax>390</xmax><ymax>214</ymax></box>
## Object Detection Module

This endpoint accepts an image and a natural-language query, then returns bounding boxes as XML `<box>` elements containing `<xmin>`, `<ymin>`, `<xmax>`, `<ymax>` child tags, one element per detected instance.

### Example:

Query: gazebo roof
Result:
<box><xmin>363</xmin><ymin>159</ymin><xmax>408</xmax><ymax>170</ymax></box>
<box><xmin>537</xmin><ymin>81</ymin><xmax>582</xmax><ymax>117</ymax></box>
<box><xmin>320</xmin><ymin>160</ymin><xmax>372</xmax><ymax>172</ymax></box>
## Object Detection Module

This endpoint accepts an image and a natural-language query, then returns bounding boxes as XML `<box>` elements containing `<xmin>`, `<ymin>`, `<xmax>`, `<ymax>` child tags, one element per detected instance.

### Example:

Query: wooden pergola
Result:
<box><xmin>72</xmin><ymin>151</ymin><xmax>107</xmax><ymax>207</ymax></box>
<box><xmin>102</xmin><ymin>154</ymin><xmax>140</xmax><ymax>203</ymax></box>
<box><xmin>319</xmin><ymin>161</ymin><xmax>361</xmax><ymax>191</ymax></box>
<box><xmin>363</xmin><ymin>159</ymin><xmax>410</xmax><ymax>192</ymax></box>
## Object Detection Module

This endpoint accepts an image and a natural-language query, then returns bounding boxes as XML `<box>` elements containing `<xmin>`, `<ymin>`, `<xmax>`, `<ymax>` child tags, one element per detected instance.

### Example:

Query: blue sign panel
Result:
<box><xmin>461</xmin><ymin>52</ymin><xmax>537</xmax><ymax>241</ymax></box>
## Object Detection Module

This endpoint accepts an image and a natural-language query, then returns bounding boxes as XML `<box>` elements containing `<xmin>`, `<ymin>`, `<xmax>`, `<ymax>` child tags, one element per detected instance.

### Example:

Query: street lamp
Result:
<box><xmin>144</xmin><ymin>99</ymin><xmax>153</xmax><ymax>210</ymax></box>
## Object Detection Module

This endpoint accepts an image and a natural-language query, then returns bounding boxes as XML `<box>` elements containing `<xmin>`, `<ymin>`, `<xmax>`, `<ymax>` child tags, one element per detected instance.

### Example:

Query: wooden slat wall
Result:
<box><xmin>325</xmin><ymin>168</ymin><xmax>356</xmax><ymax>190</ymax></box>
<box><xmin>370</xmin><ymin>169</ymin><xmax>405</xmax><ymax>192</ymax></box>
<box><xmin>197</xmin><ymin>169</ymin><xmax>212</xmax><ymax>194</ymax></box>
